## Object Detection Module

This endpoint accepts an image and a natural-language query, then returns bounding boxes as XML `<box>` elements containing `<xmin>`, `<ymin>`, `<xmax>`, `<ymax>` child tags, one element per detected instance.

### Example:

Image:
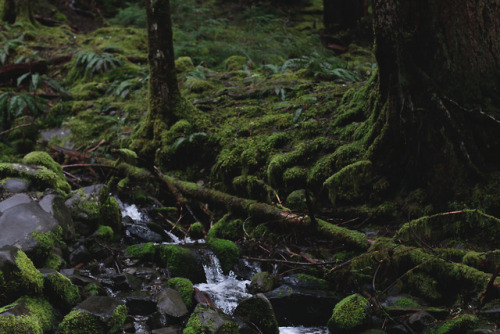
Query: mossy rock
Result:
<box><xmin>186</xmin><ymin>78</ymin><xmax>214</xmax><ymax>93</ymax></box>
<box><xmin>248</xmin><ymin>272</ymin><xmax>275</xmax><ymax>294</ymax></box>
<box><xmin>183</xmin><ymin>304</ymin><xmax>238</xmax><ymax>334</ymax></box>
<box><xmin>0</xmin><ymin>296</ymin><xmax>55</xmax><ymax>334</ymax></box>
<box><xmin>159</xmin><ymin>245</ymin><xmax>205</xmax><ymax>283</ymax></box>
<box><xmin>327</xmin><ymin>294</ymin><xmax>371</xmax><ymax>333</ymax></box>
<box><xmin>207</xmin><ymin>215</ymin><xmax>243</xmax><ymax>241</ymax></box>
<box><xmin>167</xmin><ymin>277</ymin><xmax>194</xmax><ymax>310</ymax></box>
<box><xmin>286</xmin><ymin>189</ymin><xmax>307</xmax><ymax>211</ymax></box>
<box><xmin>125</xmin><ymin>242</ymin><xmax>156</xmax><ymax>259</ymax></box>
<box><xmin>42</xmin><ymin>270</ymin><xmax>81</xmax><ymax>310</ymax></box>
<box><xmin>233</xmin><ymin>294</ymin><xmax>279</xmax><ymax>334</ymax></box>
<box><xmin>58</xmin><ymin>296</ymin><xmax>127</xmax><ymax>334</ymax></box>
<box><xmin>224</xmin><ymin>55</ymin><xmax>248</xmax><ymax>71</ymax></box>
<box><xmin>96</xmin><ymin>225</ymin><xmax>114</xmax><ymax>240</ymax></box>
<box><xmin>189</xmin><ymin>222</ymin><xmax>205</xmax><ymax>239</ymax></box>
<box><xmin>0</xmin><ymin>246</ymin><xmax>44</xmax><ymax>305</ymax></box>
<box><xmin>0</xmin><ymin>163</ymin><xmax>70</xmax><ymax>194</ymax></box>
<box><xmin>207</xmin><ymin>238</ymin><xmax>239</xmax><ymax>274</ymax></box>
<box><xmin>22</xmin><ymin>151</ymin><xmax>63</xmax><ymax>176</ymax></box>
<box><xmin>426</xmin><ymin>314</ymin><xmax>478</xmax><ymax>334</ymax></box>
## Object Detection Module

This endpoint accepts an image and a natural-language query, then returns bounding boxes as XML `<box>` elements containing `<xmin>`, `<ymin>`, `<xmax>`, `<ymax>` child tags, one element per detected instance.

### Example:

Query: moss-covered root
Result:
<box><xmin>316</xmin><ymin>219</ymin><xmax>370</xmax><ymax>250</ymax></box>
<box><xmin>0</xmin><ymin>297</ymin><xmax>55</xmax><ymax>334</ymax></box>
<box><xmin>157</xmin><ymin>172</ymin><xmax>310</xmax><ymax>226</ymax></box>
<box><xmin>58</xmin><ymin>296</ymin><xmax>127</xmax><ymax>334</ymax></box>
<box><xmin>327</xmin><ymin>294</ymin><xmax>371</xmax><ymax>333</ymax></box>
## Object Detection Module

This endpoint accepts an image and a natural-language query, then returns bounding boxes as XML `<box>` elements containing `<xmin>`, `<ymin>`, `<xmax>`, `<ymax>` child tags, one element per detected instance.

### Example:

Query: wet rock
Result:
<box><xmin>183</xmin><ymin>304</ymin><xmax>238</xmax><ymax>334</ymax></box>
<box><xmin>123</xmin><ymin>221</ymin><xmax>163</xmax><ymax>243</ymax></box>
<box><xmin>107</xmin><ymin>272</ymin><xmax>143</xmax><ymax>291</ymax></box>
<box><xmin>281</xmin><ymin>273</ymin><xmax>330</xmax><ymax>290</ymax></box>
<box><xmin>40</xmin><ymin>268</ymin><xmax>81</xmax><ymax>310</ymax></box>
<box><xmin>408</xmin><ymin>311</ymin><xmax>436</xmax><ymax>329</ymax></box>
<box><xmin>247</xmin><ymin>271</ymin><xmax>275</xmax><ymax>294</ymax></box>
<box><xmin>0</xmin><ymin>193</ymin><xmax>31</xmax><ymax>212</ymax></box>
<box><xmin>158</xmin><ymin>245</ymin><xmax>205</xmax><ymax>283</ymax></box>
<box><xmin>234</xmin><ymin>293</ymin><xmax>279</xmax><ymax>334</ymax></box>
<box><xmin>152</xmin><ymin>326</ymin><xmax>181</xmax><ymax>334</ymax></box>
<box><xmin>118</xmin><ymin>291</ymin><xmax>157</xmax><ymax>315</ymax></box>
<box><xmin>69</xmin><ymin>244</ymin><xmax>92</xmax><ymax>265</ymax></box>
<box><xmin>265</xmin><ymin>284</ymin><xmax>338</xmax><ymax>326</ymax></box>
<box><xmin>0</xmin><ymin>245</ymin><xmax>44</xmax><ymax>304</ymax></box>
<box><xmin>157</xmin><ymin>288</ymin><xmax>189</xmax><ymax>320</ymax></box>
<box><xmin>1</xmin><ymin>178</ymin><xmax>29</xmax><ymax>193</ymax></box>
<box><xmin>58</xmin><ymin>296</ymin><xmax>127</xmax><ymax>334</ymax></box>
<box><xmin>0</xmin><ymin>296</ymin><xmax>55</xmax><ymax>333</ymax></box>
<box><xmin>39</xmin><ymin>193</ymin><xmax>75</xmax><ymax>239</ymax></box>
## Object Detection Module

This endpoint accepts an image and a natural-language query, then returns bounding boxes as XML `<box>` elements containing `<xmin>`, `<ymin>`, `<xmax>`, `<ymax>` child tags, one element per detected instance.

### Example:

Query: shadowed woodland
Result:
<box><xmin>0</xmin><ymin>0</ymin><xmax>500</xmax><ymax>333</ymax></box>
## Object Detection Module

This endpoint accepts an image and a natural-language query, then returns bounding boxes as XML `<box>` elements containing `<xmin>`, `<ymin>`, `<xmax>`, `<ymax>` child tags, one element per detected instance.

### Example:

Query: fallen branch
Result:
<box><xmin>0</xmin><ymin>55</ymin><xmax>72</xmax><ymax>84</ymax></box>
<box><xmin>243</xmin><ymin>255</ymin><xmax>348</xmax><ymax>267</ymax></box>
<box><xmin>155</xmin><ymin>169</ymin><xmax>310</xmax><ymax>226</ymax></box>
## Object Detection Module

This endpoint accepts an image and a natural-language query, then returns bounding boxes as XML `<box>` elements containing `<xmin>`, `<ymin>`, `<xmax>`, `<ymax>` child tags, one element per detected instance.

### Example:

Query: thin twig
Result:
<box><xmin>0</xmin><ymin>122</ymin><xmax>34</xmax><ymax>135</ymax></box>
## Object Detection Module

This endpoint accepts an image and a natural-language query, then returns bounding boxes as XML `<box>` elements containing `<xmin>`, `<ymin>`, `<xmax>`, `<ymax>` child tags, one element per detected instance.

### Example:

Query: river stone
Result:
<box><xmin>184</xmin><ymin>304</ymin><xmax>238</xmax><ymax>333</ymax></box>
<box><xmin>0</xmin><ymin>193</ymin><xmax>31</xmax><ymax>212</ymax></box>
<box><xmin>157</xmin><ymin>288</ymin><xmax>188</xmax><ymax>319</ymax></box>
<box><xmin>1</xmin><ymin>178</ymin><xmax>30</xmax><ymax>193</ymax></box>
<box><xmin>123</xmin><ymin>222</ymin><xmax>163</xmax><ymax>243</ymax></box>
<box><xmin>118</xmin><ymin>290</ymin><xmax>157</xmax><ymax>315</ymax></box>
<box><xmin>234</xmin><ymin>293</ymin><xmax>279</xmax><ymax>334</ymax></box>
<box><xmin>247</xmin><ymin>271</ymin><xmax>275</xmax><ymax>293</ymax></box>
<box><xmin>39</xmin><ymin>194</ymin><xmax>75</xmax><ymax>238</ymax></box>
<box><xmin>59</xmin><ymin>296</ymin><xmax>127</xmax><ymax>334</ymax></box>
<box><xmin>265</xmin><ymin>284</ymin><xmax>338</xmax><ymax>326</ymax></box>
<box><xmin>0</xmin><ymin>201</ymin><xmax>59</xmax><ymax>253</ymax></box>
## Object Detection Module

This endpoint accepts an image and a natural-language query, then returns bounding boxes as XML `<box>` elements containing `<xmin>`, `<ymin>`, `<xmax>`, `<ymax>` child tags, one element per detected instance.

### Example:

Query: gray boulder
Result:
<box><xmin>157</xmin><ymin>288</ymin><xmax>189</xmax><ymax>319</ymax></box>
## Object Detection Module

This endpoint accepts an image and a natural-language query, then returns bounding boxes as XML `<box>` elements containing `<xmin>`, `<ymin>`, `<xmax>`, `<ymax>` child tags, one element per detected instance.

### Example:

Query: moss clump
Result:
<box><xmin>185</xmin><ymin>78</ymin><xmax>214</xmax><ymax>93</ymax></box>
<box><xmin>224</xmin><ymin>55</ymin><xmax>247</xmax><ymax>71</ymax></box>
<box><xmin>98</xmin><ymin>189</ymin><xmax>122</xmax><ymax>232</ymax></box>
<box><xmin>158</xmin><ymin>245</ymin><xmax>202</xmax><ymax>281</ymax></box>
<box><xmin>175</xmin><ymin>56</ymin><xmax>194</xmax><ymax>72</ymax></box>
<box><xmin>233</xmin><ymin>295</ymin><xmax>279</xmax><ymax>334</ymax></box>
<box><xmin>316</xmin><ymin>219</ymin><xmax>370</xmax><ymax>250</ymax></box>
<box><xmin>183</xmin><ymin>304</ymin><xmax>238</xmax><ymax>334</ymax></box>
<box><xmin>44</xmin><ymin>271</ymin><xmax>80</xmax><ymax>309</ymax></box>
<box><xmin>30</xmin><ymin>226</ymin><xmax>64</xmax><ymax>262</ymax></box>
<box><xmin>407</xmin><ymin>272</ymin><xmax>442</xmax><ymax>302</ymax></box>
<box><xmin>426</xmin><ymin>314</ymin><xmax>478</xmax><ymax>334</ymax></box>
<box><xmin>168</xmin><ymin>277</ymin><xmax>194</xmax><ymax>309</ymax></box>
<box><xmin>190</xmin><ymin>222</ymin><xmax>204</xmax><ymax>239</ymax></box>
<box><xmin>207</xmin><ymin>238</ymin><xmax>239</xmax><ymax>274</ymax></box>
<box><xmin>207</xmin><ymin>215</ymin><xmax>243</xmax><ymax>241</ymax></box>
<box><xmin>327</xmin><ymin>294</ymin><xmax>370</xmax><ymax>333</ymax></box>
<box><xmin>42</xmin><ymin>253</ymin><xmax>65</xmax><ymax>270</ymax></box>
<box><xmin>125</xmin><ymin>243</ymin><xmax>156</xmax><ymax>259</ymax></box>
<box><xmin>15</xmin><ymin>251</ymin><xmax>44</xmax><ymax>296</ymax></box>
<box><xmin>0</xmin><ymin>297</ymin><xmax>55</xmax><ymax>334</ymax></box>
<box><xmin>96</xmin><ymin>225</ymin><xmax>114</xmax><ymax>240</ymax></box>
<box><xmin>324</xmin><ymin>160</ymin><xmax>372</xmax><ymax>206</ymax></box>
<box><xmin>393</xmin><ymin>298</ymin><xmax>419</xmax><ymax>308</ymax></box>
<box><xmin>286</xmin><ymin>189</ymin><xmax>307</xmax><ymax>211</ymax></box>
<box><xmin>248</xmin><ymin>272</ymin><xmax>275</xmax><ymax>293</ymax></box>
<box><xmin>22</xmin><ymin>151</ymin><xmax>63</xmax><ymax>176</ymax></box>
<box><xmin>58</xmin><ymin>304</ymin><xmax>127</xmax><ymax>334</ymax></box>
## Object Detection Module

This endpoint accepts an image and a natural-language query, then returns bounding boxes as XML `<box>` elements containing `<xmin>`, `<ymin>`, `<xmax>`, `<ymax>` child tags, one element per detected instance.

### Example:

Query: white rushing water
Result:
<box><xmin>279</xmin><ymin>326</ymin><xmax>328</xmax><ymax>334</ymax></box>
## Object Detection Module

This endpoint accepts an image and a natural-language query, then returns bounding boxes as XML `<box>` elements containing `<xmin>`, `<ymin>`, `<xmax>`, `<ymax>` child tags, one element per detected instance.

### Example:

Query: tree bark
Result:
<box><xmin>131</xmin><ymin>0</ymin><xmax>183</xmax><ymax>162</ymax></box>
<box><xmin>2</xmin><ymin>0</ymin><xmax>36</xmax><ymax>24</ymax></box>
<box><xmin>364</xmin><ymin>0</ymin><xmax>500</xmax><ymax>200</ymax></box>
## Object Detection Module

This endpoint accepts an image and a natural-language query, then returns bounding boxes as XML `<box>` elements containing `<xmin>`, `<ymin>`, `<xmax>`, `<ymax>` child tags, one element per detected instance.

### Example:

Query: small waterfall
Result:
<box><xmin>195</xmin><ymin>249</ymin><xmax>252</xmax><ymax>315</ymax></box>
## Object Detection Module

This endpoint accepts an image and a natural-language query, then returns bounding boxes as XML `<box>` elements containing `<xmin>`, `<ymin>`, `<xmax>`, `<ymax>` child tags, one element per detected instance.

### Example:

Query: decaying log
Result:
<box><xmin>0</xmin><ymin>55</ymin><xmax>72</xmax><ymax>84</ymax></box>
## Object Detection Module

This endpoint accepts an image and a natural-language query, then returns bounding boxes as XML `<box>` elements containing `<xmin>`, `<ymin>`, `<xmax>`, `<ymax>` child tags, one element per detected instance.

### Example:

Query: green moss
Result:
<box><xmin>327</xmin><ymin>294</ymin><xmax>370</xmax><ymax>333</ymax></box>
<box><xmin>286</xmin><ymin>189</ymin><xmax>307</xmax><ymax>211</ymax></box>
<box><xmin>324</xmin><ymin>160</ymin><xmax>372</xmax><ymax>206</ymax></box>
<box><xmin>282</xmin><ymin>166</ymin><xmax>307</xmax><ymax>190</ymax></box>
<box><xmin>185</xmin><ymin>78</ymin><xmax>214</xmax><ymax>93</ymax></box>
<box><xmin>168</xmin><ymin>277</ymin><xmax>194</xmax><ymax>309</ymax></box>
<box><xmin>108</xmin><ymin>305</ymin><xmax>127</xmax><ymax>334</ymax></box>
<box><xmin>393</xmin><ymin>298</ymin><xmax>419</xmax><ymax>308</ymax></box>
<box><xmin>97</xmin><ymin>225</ymin><xmax>114</xmax><ymax>240</ymax></box>
<box><xmin>22</xmin><ymin>151</ymin><xmax>63</xmax><ymax>176</ymax></box>
<box><xmin>42</xmin><ymin>253</ymin><xmax>65</xmax><ymax>270</ymax></box>
<box><xmin>296</xmin><ymin>273</ymin><xmax>329</xmax><ymax>290</ymax></box>
<box><xmin>30</xmin><ymin>226</ymin><xmax>64</xmax><ymax>262</ymax></box>
<box><xmin>98</xmin><ymin>190</ymin><xmax>122</xmax><ymax>232</ymax></box>
<box><xmin>207</xmin><ymin>238</ymin><xmax>239</xmax><ymax>274</ymax></box>
<box><xmin>0</xmin><ymin>163</ymin><xmax>71</xmax><ymax>194</ymax></box>
<box><xmin>125</xmin><ymin>243</ymin><xmax>156</xmax><ymax>259</ymax></box>
<box><xmin>190</xmin><ymin>222</ymin><xmax>204</xmax><ymax>239</ymax></box>
<box><xmin>116</xmin><ymin>148</ymin><xmax>137</xmax><ymax>165</ymax></box>
<box><xmin>58</xmin><ymin>310</ymin><xmax>103</xmax><ymax>334</ymax></box>
<box><xmin>426</xmin><ymin>314</ymin><xmax>478</xmax><ymax>334</ymax></box>
<box><xmin>175</xmin><ymin>56</ymin><xmax>195</xmax><ymax>72</ymax></box>
<box><xmin>84</xmin><ymin>283</ymin><xmax>100</xmax><ymax>296</ymax></box>
<box><xmin>15</xmin><ymin>251</ymin><xmax>44</xmax><ymax>296</ymax></box>
<box><xmin>224</xmin><ymin>55</ymin><xmax>248</xmax><ymax>71</ymax></box>
<box><xmin>183</xmin><ymin>305</ymin><xmax>238</xmax><ymax>334</ymax></box>
<box><xmin>158</xmin><ymin>245</ymin><xmax>200</xmax><ymax>279</ymax></box>
<box><xmin>207</xmin><ymin>215</ymin><xmax>243</xmax><ymax>241</ymax></box>
<box><xmin>316</xmin><ymin>219</ymin><xmax>370</xmax><ymax>250</ymax></box>
<box><xmin>0</xmin><ymin>297</ymin><xmax>55</xmax><ymax>334</ymax></box>
<box><xmin>44</xmin><ymin>272</ymin><xmax>81</xmax><ymax>308</ymax></box>
<box><xmin>249</xmin><ymin>272</ymin><xmax>275</xmax><ymax>293</ymax></box>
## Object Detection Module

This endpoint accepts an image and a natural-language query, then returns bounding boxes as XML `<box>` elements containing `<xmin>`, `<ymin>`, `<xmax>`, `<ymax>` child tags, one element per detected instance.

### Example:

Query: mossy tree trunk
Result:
<box><xmin>2</xmin><ymin>0</ymin><xmax>36</xmax><ymax>24</ymax></box>
<box><xmin>131</xmin><ymin>0</ymin><xmax>182</xmax><ymax>163</ymax></box>
<box><xmin>363</xmin><ymin>0</ymin><xmax>500</xmax><ymax>202</ymax></box>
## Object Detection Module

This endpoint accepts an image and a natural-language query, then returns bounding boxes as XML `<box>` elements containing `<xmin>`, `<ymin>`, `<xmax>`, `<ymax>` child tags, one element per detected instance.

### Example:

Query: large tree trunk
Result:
<box><xmin>2</xmin><ymin>0</ymin><xmax>36</xmax><ymax>24</ymax></box>
<box><xmin>131</xmin><ymin>0</ymin><xmax>182</xmax><ymax>163</ymax></box>
<box><xmin>365</xmin><ymin>0</ymin><xmax>500</xmax><ymax>201</ymax></box>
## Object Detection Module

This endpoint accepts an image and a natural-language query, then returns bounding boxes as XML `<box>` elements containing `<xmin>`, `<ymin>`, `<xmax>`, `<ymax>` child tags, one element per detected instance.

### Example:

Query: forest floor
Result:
<box><xmin>1</xmin><ymin>0</ymin><xmax>500</xmax><ymax>333</ymax></box>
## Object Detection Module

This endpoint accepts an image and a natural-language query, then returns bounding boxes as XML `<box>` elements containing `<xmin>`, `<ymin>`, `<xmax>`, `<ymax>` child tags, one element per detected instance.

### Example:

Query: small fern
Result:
<box><xmin>0</xmin><ymin>92</ymin><xmax>46</xmax><ymax>130</ymax></box>
<box><xmin>0</xmin><ymin>33</ymin><xmax>26</xmax><ymax>65</ymax></box>
<box><xmin>75</xmin><ymin>50</ymin><xmax>123</xmax><ymax>78</ymax></box>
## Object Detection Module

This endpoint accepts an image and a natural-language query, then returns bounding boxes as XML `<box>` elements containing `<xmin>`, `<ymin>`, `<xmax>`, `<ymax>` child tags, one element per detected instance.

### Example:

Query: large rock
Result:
<box><xmin>327</xmin><ymin>294</ymin><xmax>371</xmax><ymax>334</ymax></box>
<box><xmin>0</xmin><ymin>296</ymin><xmax>55</xmax><ymax>333</ymax></box>
<box><xmin>58</xmin><ymin>296</ymin><xmax>127</xmax><ymax>334</ymax></box>
<box><xmin>183</xmin><ymin>304</ymin><xmax>238</xmax><ymax>334</ymax></box>
<box><xmin>233</xmin><ymin>294</ymin><xmax>279</xmax><ymax>334</ymax></box>
<box><xmin>157</xmin><ymin>288</ymin><xmax>189</xmax><ymax>320</ymax></box>
<box><xmin>265</xmin><ymin>284</ymin><xmax>338</xmax><ymax>326</ymax></box>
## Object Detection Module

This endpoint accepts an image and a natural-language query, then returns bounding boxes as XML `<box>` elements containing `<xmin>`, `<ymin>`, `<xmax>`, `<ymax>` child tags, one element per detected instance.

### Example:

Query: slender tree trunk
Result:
<box><xmin>366</xmin><ymin>0</ymin><xmax>500</xmax><ymax>200</ymax></box>
<box><xmin>131</xmin><ymin>0</ymin><xmax>182</xmax><ymax>162</ymax></box>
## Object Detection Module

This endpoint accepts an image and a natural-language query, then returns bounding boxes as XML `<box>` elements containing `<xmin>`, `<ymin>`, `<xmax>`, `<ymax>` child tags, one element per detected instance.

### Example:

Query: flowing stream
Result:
<box><xmin>121</xmin><ymin>203</ymin><xmax>328</xmax><ymax>333</ymax></box>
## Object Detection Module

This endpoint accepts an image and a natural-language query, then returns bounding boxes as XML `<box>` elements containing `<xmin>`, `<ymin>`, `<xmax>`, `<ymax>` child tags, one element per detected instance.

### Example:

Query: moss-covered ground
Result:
<box><xmin>1</xmin><ymin>0</ymin><xmax>499</xmax><ymax>332</ymax></box>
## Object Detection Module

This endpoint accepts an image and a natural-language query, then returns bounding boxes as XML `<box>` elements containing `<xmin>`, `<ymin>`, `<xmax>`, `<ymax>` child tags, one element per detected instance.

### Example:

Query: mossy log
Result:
<box><xmin>0</xmin><ymin>56</ymin><xmax>72</xmax><ymax>84</ymax></box>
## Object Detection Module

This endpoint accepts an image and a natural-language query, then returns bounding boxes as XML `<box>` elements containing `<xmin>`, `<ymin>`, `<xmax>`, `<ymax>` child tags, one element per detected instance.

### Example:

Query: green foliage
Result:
<box><xmin>74</xmin><ymin>50</ymin><xmax>123</xmax><ymax>79</ymax></box>
<box><xmin>0</xmin><ymin>91</ymin><xmax>46</xmax><ymax>130</ymax></box>
<box><xmin>0</xmin><ymin>33</ymin><xmax>26</xmax><ymax>65</ymax></box>
<box><xmin>108</xmin><ymin>3</ymin><xmax>146</xmax><ymax>28</ymax></box>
